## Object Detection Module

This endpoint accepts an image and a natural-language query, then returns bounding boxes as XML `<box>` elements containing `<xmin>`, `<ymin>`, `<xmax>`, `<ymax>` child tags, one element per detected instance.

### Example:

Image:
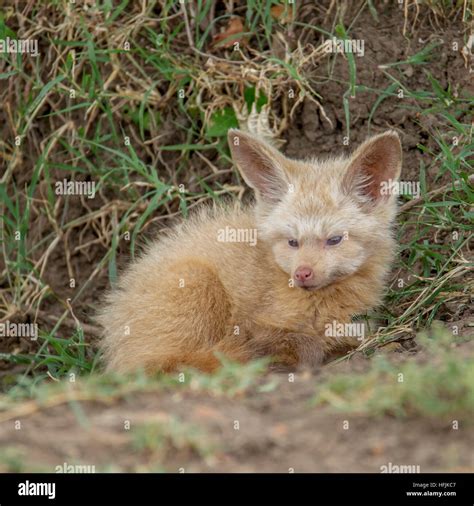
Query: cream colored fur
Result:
<box><xmin>98</xmin><ymin>130</ymin><xmax>402</xmax><ymax>373</ymax></box>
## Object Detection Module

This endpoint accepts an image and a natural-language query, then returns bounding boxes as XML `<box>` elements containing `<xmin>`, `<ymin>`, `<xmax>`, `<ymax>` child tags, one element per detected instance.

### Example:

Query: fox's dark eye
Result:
<box><xmin>326</xmin><ymin>235</ymin><xmax>343</xmax><ymax>246</ymax></box>
<box><xmin>288</xmin><ymin>239</ymin><xmax>299</xmax><ymax>248</ymax></box>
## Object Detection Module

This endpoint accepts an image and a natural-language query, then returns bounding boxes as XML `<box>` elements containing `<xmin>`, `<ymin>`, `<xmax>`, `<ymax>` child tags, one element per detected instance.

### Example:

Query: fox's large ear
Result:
<box><xmin>343</xmin><ymin>131</ymin><xmax>402</xmax><ymax>203</ymax></box>
<box><xmin>228</xmin><ymin>129</ymin><xmax>290</xmax><ymax>204</ymax></box>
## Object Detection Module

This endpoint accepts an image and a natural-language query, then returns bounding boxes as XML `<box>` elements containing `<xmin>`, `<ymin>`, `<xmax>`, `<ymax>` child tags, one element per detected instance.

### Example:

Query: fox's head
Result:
<box><xmin>228</xmin><ymin>129</ymin><xmax>402</xmax><ymax>291</ymax></box>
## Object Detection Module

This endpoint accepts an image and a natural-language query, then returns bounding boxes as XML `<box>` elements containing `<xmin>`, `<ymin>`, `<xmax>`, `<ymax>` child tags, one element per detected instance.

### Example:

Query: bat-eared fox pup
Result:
<box><xmin>99</xmin><ymin>129</ymin><xmax>402</xmax><ymax>374</ymax></box>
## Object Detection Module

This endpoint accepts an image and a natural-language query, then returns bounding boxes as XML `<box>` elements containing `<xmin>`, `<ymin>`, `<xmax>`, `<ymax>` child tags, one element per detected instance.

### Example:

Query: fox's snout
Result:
<box><xmin>293</xmin><ymin>265</ymin><xmax>334</xmax><ymax>290</ymax></box>
<box><xmin>293</xmin><ymin>265</ymin><xmax>326</xmax><ymax>290</ymax></box>
<box><xmin>294</xmin><ymin>265</ymin><xmax>314</xmax><ymax>286</ymax></box>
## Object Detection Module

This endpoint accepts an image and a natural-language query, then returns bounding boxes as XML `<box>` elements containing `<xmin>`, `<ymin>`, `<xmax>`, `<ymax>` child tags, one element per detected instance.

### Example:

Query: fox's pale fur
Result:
<box><xmin>98</xmin><ymin>130</ymin><xmax>402</xmax><ymax>373</ymax></box>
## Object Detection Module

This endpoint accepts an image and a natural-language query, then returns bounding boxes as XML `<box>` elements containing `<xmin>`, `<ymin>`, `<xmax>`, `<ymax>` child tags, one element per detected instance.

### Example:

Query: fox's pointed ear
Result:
<box><xmin>228</xmin><ymin>129</ymin><xmax>290</xmax><ymax>204</ymax></box>
<box><xmin>343</xmin><ymin>131</ymin><xmax>402</xmax><ymax>203</ymax></box>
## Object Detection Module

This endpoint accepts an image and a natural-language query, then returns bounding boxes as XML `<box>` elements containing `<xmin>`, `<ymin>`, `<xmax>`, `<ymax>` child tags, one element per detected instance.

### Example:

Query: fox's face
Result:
<box><xmin>228</xmin><ymin>129</ymin><xmax>402</xmax><ymax>291</ymax></box>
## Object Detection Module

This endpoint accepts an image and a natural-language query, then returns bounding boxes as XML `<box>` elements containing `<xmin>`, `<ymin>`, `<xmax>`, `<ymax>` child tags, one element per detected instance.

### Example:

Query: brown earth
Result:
<box><xmin>0</xmin><ymin>340</ymin><xmax>473</xmax><ymax>473</ymax></box>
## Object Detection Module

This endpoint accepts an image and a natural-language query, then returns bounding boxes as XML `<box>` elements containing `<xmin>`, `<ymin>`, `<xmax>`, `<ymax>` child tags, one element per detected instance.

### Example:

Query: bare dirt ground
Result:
<box><xmin>1</xmin><ymin>340</ymin><xmax>473</xmax><ymax>473</ymax></box>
